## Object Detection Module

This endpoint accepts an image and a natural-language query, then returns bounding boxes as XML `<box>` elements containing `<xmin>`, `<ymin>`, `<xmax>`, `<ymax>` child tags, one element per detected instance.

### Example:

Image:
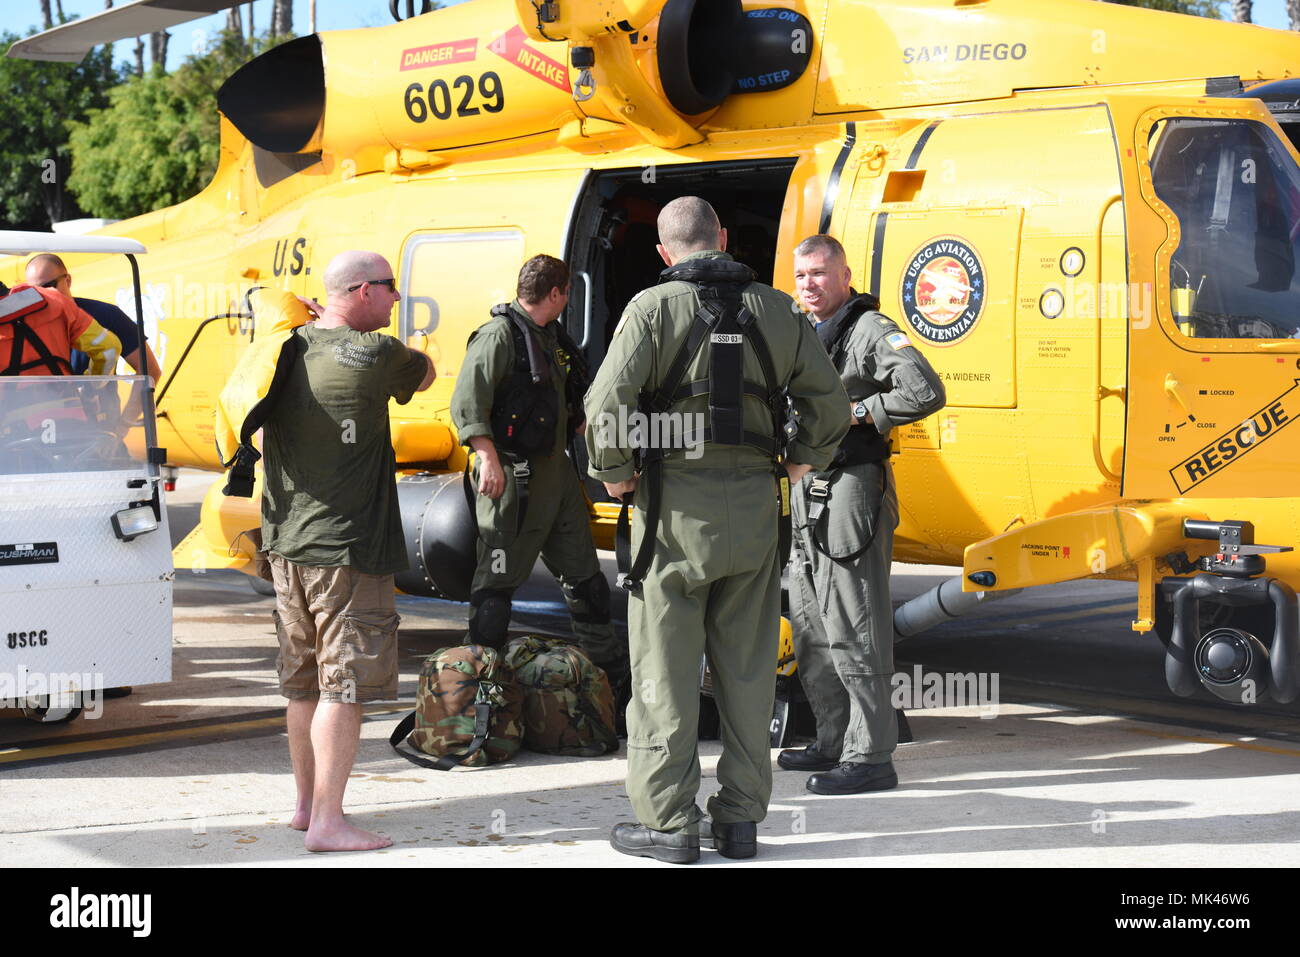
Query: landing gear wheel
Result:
<box><xmin>249</xmin><ymin>575</ymin><xmax>276</xmax><ymax>596</ymax></box>
<box><xmin>21</xmin><ymin>695</ymin><xmax>83</xmax><ymax>724</ymax></box>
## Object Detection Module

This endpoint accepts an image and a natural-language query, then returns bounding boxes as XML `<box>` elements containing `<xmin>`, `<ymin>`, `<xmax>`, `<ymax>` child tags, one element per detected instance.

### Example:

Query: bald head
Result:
<box><xmin>318</xmin><ymin>250</ymin><xmax>401</xmax><ymax>332</ymax></box>
<box><xmin>26</xmin><ymin>253</ymin><xmax>69</xmax><ymax>292</ymax></box>
<box><xmin>657</xmin><ymin>197</ymin><xmax>723</xmax><ymax>258</ymax></box>
<box><xmin>323</xmin><ymin>250</ymin><xmax>392</xmax><ymax>298</ymax></box>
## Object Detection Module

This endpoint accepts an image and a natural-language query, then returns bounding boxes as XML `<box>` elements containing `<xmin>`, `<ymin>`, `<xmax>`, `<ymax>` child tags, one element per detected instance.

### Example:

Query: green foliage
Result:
<box><xmin>0</xmin><ymin>30</ymin><xmax>120</xmax><ymax>228</ymax></box>
<box><xmin>1104</xmin><ymin>0</ymin><xmax>1225</xmax><ymax>16</ymax></box>
<box><xmin>66</xmin><ymin>30</ymin><xmax>291</xmax><ymax>221</ymax></box>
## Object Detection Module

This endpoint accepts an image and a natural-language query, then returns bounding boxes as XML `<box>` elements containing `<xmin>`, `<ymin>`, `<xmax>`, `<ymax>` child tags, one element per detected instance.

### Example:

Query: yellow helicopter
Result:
<box><xmin>8</xmin><ymin>0</ymin><xmax>1300</xmax><ymax>707</ymax></box>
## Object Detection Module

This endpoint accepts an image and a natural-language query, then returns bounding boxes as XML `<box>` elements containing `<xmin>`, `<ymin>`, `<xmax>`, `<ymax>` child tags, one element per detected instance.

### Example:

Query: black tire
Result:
<box><xmin>249</xmin><ymin>575</ymin><xmax>276</xmax><ymax>596</ymax></box>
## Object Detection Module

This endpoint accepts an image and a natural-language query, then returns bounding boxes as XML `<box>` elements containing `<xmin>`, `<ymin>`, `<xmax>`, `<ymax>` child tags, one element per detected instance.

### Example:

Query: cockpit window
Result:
<box><xmin>1148</xmin><ymin>118</ymin><xmax>1300</xmax><ymax>340</ymax></box>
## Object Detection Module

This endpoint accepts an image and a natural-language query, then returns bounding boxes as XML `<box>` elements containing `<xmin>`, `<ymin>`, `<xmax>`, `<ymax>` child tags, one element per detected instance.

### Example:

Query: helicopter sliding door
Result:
<box><xmin>1125</xmin><ymin>107</ymin><xmax>1300</xmax><ymax>506</ymax></box>
<box><xmin>562</xmin><ymin>158</ymin><xmax>796</xmax><ymax>501</ymax></box>
<box><xmin>563</xmin><ymin>159</ymin><xmax>796</xmax><ymax>374</ymax></box>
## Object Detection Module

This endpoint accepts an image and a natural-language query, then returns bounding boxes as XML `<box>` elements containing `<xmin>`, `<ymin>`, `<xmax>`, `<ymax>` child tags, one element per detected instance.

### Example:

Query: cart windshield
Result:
<box><xmin>0</xmin><ymin>375</ymin><xmax>154</xmax><ymax>476</ymax></box>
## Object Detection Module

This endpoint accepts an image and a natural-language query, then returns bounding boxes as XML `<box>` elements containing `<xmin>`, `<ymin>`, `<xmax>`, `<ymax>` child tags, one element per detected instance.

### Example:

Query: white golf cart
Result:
<box><xmin>0</xmin><ymin>232</ymin><xmax>172</xmax><ymax>724</ymax></box>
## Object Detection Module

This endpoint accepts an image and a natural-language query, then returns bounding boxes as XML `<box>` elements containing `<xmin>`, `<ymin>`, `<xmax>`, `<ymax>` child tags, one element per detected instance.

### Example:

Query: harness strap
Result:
<box><xmin>617</xmin><ymin>272</ymin><xmax>793</xmax><ymax>592</ymax></box>
<box><xmin>805</xmin><ymin>464</ymin><xmax>890</xmax><ymax>563</ymax></box>
<box><xmin>388</xmin><ymin>689</ymin><xmax>494</xmax><ymax>771</ymax></box>
<box><xmin>463</xmin><ymin>452</ymin><xmax>531</xmax><ymax>540</ymax></box>
<box><xmin>3</xmin><ymin>316</ymin><xmax>73</xmax><ymax>377</ymax></box>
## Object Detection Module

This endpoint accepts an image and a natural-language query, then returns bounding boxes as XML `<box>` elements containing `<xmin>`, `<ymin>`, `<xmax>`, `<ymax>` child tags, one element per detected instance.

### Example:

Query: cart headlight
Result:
<box><xmin>111</xmin><ymin>504</ymin><xmax>158</xmax><ymax>542</ymax></box>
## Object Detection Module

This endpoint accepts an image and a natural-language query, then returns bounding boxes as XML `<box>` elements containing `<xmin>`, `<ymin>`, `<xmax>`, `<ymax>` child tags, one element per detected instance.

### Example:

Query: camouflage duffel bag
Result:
<box><xmin>389</xmin><ymin>644</ymin><xmax>524</xmax><ymax>770</ymax></box>
<box><xmin>503</xmin><ymin>636</ymin><xmax>618</xmax><ymax>756</ymax></box>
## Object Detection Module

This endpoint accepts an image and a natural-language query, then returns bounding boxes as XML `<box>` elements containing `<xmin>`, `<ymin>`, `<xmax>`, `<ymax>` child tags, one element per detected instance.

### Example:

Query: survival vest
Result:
<box><xmin>487</xmin><ymin>303</ymin><xmax>562</xmax><ymax>458</ymax></box>
<box><xmin>485</xmin><ymin>303</ymin><xmax>589</xmax><ymax>457</ymax></box>
<box><xmin>215</xmin><ymin>288</ymin><xmax>310</xmax><ymax>497</ymax></box>
<box><xmin>1</xmin><ymin>285</ymin><xmax>85</xmax><ymax>377</ymax></box>
<box><xmin>803</xmin><ymin>292</ymin><xmax>891</xmax><ymax>564</ymax></box>
<box><xmin>817</xmin><ymin>293</ymin><xmax>891</xmax><ymax>469</ymax></box>
<box><xmin>615</xmin><ymin>258</ymin><xmax>796</xmax><ymax>591</ymax></box>
<box><xmin>467</xmin><ymin>304</ymin><xmax>591</xmax><ymax>540</ymax></box>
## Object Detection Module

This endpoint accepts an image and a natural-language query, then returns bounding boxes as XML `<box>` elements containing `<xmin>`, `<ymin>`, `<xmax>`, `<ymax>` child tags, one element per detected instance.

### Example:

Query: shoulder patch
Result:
<box><xmin>877</xmin><ymin>316</ymin><xmax>891</xmax><ymax>326</ymax></box>
<box><xmin>886</xmin><ymin>331</ymin><xmax>914</xmax><ymax>350</ymax></box>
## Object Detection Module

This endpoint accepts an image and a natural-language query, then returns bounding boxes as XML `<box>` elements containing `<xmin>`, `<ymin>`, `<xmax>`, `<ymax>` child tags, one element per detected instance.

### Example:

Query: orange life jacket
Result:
<box><xmin>0</xmin><ymin>284</ymin><xmax>92</xmax><ymax>376</ymax></box>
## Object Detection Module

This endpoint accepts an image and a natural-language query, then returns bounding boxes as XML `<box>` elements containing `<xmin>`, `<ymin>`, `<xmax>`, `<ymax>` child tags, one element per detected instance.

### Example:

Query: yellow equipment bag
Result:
<box><xmin>214</xmin><ymin>287</ymin><xmax>311</xmax><ymax>496</ymax></box>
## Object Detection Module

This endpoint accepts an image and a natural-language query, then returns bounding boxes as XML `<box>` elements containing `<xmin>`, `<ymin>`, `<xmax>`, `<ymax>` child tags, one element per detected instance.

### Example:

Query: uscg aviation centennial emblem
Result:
<box><xmin>901</xmin><ymin>237</ymin><xmax>986</xmax><ymax>346</ymax></box>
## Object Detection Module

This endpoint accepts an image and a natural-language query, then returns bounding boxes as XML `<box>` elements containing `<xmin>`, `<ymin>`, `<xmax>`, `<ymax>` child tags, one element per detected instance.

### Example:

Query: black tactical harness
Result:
<box><xmin>465</xmin><ymin>304</ymin><xmax>591</xmax><ymax>539</ymax></box>
<box><xmin>616</xmin><ymin>259</ymin><xmax>796</xmax><ymax>592</ymax></box>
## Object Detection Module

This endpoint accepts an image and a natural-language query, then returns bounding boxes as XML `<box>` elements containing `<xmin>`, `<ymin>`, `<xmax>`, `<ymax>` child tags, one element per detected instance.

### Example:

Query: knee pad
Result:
<box><xmin>468</xmin><ymin>589</ymin><xmax>512</xmax><ymax>649</ymax></box>
<box><xmin>563</xmin><ymin>572</ymin><xmax>611</xmax><ymax>624</ymax></box>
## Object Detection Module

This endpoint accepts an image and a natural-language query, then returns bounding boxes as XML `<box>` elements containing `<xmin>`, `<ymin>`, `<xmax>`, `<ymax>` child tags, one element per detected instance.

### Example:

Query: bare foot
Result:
<box><xmin>304</xmin><ymin>820</ymin><xmax>391</xmax><ymax>852</ymax></box>
<box><xmin>293</xmin><ymin>809</ymin><xmax>351</xmax><ymax>831</ymax></box>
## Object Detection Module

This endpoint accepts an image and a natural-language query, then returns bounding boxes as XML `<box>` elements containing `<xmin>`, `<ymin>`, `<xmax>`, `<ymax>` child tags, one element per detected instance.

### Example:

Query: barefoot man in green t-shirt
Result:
<box><xmin>261</xmin><ymin>250</ymin><xmax>435</xmax><ymax>852</ymax></box>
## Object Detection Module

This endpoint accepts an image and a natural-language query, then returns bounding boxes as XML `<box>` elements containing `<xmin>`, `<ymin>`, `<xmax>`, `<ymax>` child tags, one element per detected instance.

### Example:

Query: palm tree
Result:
<box><xmin>1290</xmin><ymin>0</ymin><xmax>1300</xmax><ymax>29</ymax></box>
<box><xmin>1232</xmin><ymin>0</ymin><xmax>1252</xmax><ymax>21</ymax></box>
<box><xmin>272</xmin><ymin>0</ymin><xmax>292</xmax><ymax>39</ymax></box>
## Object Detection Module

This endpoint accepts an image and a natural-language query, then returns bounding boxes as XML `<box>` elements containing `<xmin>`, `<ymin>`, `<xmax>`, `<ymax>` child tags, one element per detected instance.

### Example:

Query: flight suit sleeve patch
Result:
<box><xmin>886</xmin><ymin>331</ymin><xmax>913</xmax><ymax>350</ymax></box>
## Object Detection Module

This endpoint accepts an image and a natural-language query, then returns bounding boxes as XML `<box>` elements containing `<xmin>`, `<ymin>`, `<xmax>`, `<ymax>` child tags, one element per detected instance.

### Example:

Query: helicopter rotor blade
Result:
<box><xmin>7</xmin><ymin>0</ymin><xmax>247</xmax><ymax>63</ymax></box>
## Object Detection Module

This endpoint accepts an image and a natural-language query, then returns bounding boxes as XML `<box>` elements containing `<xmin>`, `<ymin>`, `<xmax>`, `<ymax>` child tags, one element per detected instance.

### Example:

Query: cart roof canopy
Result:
<box><xmin>0</xmin><ymin>231</ymin><xmax>146</xmax><ymax>256</ymax></box>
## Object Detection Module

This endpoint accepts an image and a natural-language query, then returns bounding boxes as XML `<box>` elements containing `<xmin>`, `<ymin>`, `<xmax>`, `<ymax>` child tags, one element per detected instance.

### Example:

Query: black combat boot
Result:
<box><xmin>806</xmin><ymin>761</ymin><xmax>898</xmax><ymax>795</ymax></box>
<box><xmin>776</xmin><ymin>745</ymin><xmax>840</xmax><ymax>771</ymax></box>
<box><xmin>610</xmin><ymin>823</ymin><xmax>700</xmax><ymax>864</ymax></box>
<box><xmin>709</xmin><ymin>821</ymin><xmax>757</xmax><ymax>859</ymax></box>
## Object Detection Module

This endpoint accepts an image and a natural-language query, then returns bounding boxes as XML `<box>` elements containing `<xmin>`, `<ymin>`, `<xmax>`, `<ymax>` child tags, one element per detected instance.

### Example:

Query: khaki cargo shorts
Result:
<box><xmin>269</xmin><ymin>555</ymin><xmax>401</xmax><ymax>702</ymax></box>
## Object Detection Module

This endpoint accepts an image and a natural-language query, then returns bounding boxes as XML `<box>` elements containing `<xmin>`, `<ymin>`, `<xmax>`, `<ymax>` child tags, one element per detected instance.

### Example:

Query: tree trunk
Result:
<box><xmin>1232</xmin><ymin>0</ymin><xmax>1252</xmax><ymax>21</ymax></box>
<box><xmin>134</xmin><ymin>37</ymin><xmax>144</xmax><ymax>77</ymax></box>
<box><xmin>54</xmin><ymin>0</ymin><xmax>64</xmax><ymax>22</ymax></box>
<box><xmin>272</xmin><ymin>0</ymin><xmax>293</xmax><ymax>38</ymax></box>
<box><xmin>226</xmin><ymin>7</ymin><xmax>242</xmax><ymax>34</ymax></box>
<box><xmin>248</xmin><ymin>2</ymin><xmax>255</xmax><ymax>42</ymax></box>
<box><xmin>149</xmin><ymin>31</ymin><xmax>169</xmax><ymax>71</ymax></box>
<box><xmin>39</xmin><ymin>0</ymin><xmax>52</xmax><ymax>30</ymax></box>
<box><xmin>1290</xmin><ymin>0</ymin><xmax>1300</xmax><ymax>31</ymax></box>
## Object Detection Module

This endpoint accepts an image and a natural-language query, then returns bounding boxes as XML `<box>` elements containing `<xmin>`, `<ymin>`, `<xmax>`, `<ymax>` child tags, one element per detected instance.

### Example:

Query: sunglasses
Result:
<box><xmin>346</xmin><ymin>278</ymin><xmax>397</xmax><ymax>292</ymax></box>
<box><xmin>39</xmin><ymin>274</ymin><xmax>69</xmax><ymax>289</ymax></box>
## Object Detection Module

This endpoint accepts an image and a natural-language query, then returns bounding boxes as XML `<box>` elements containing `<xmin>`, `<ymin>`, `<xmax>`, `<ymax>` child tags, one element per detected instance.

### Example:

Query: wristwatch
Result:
<box><xmin>852</xmin><ymin>399</ymin><xmax>870</xmax><ymax>423</ymax></box>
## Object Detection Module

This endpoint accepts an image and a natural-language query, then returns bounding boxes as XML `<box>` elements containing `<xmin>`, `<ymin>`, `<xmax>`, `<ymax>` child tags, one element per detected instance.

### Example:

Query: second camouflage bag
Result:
<box><xmin>504</xmin><ymin>635</ymin><xmax>618</xmax><ymax>756</ymax></box>
<box><xmin>389</xmin><ymin>644</ymin><xmax>524</xmax><ymax>770</ymax></box>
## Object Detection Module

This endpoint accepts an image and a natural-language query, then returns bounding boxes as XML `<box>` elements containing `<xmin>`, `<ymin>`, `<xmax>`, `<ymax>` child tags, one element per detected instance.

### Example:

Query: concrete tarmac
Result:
<box><xmin>3</xmin><ymin>471</ymin><xmax>1299</xmax><ymax>867</ymax></box>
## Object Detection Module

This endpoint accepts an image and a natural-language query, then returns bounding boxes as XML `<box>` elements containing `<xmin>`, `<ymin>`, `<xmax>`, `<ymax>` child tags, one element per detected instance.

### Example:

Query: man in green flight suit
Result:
<box><xmin>585</xmin><ymin>197</ymin><xmax>849</xmax><ymax>863</ymax></box>
<box><xmin>450</xmin><ymin>254</ymin><xmax>626</xmax><ymax>688</ymax></box>
<box><xmin>779</xmin><ymin>234</ymin><xmax>946</xmax><ymax>794</ymax></box>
